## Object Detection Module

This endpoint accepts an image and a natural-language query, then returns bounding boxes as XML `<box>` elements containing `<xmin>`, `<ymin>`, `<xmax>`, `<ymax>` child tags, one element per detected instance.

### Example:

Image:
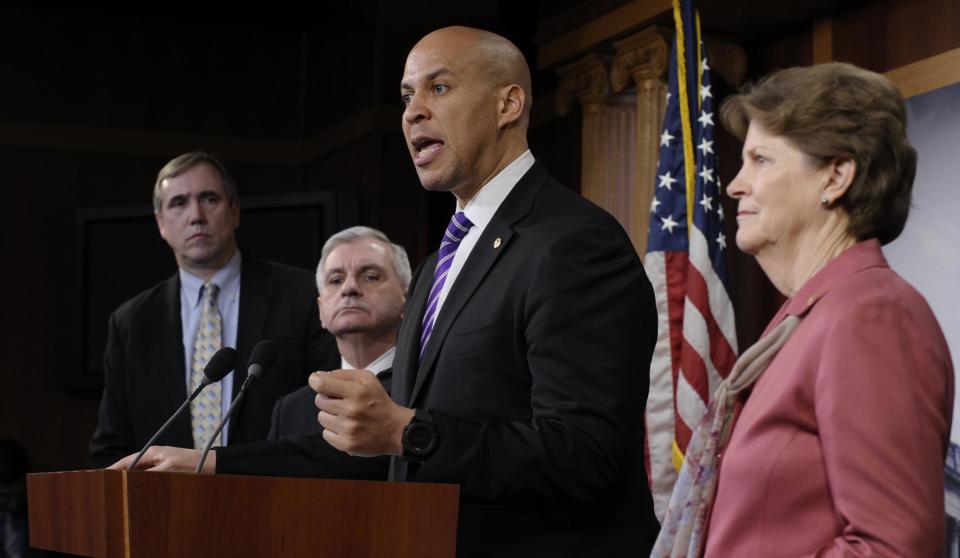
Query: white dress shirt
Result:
<box><xmin>342</xmin><ymin>346</ymin><xmax>395</xmax><ymax>375</ymax></box>
<box><xmin>432</xmin><ymin>150</ymin><xmax>535</xmax><ymax>321</ymax></box>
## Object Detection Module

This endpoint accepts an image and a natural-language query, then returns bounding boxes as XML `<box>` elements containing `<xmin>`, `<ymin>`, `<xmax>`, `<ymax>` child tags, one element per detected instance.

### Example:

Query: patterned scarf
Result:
<box><xmin>651</xmin><ymin>314</ymin><xmax>802</xmax><ymax>558</ymax></box>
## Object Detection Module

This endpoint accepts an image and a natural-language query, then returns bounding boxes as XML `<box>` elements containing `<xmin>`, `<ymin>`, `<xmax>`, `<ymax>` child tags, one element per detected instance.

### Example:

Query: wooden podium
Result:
<box><xmin>27</xmin><ymin>470</ymin><xmax>459</xmax><ymax>557</ymax></box>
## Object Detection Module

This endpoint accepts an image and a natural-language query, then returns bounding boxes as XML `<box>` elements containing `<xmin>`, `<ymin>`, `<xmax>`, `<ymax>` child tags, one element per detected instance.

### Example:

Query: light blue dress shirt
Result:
<box><xmin>179</xmin><ymin>251</ymin><xmax>242</xmax><ymax>445</ymax></box>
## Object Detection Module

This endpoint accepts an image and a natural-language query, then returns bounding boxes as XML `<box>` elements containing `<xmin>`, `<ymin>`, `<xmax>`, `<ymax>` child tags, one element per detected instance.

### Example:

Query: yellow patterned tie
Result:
<box><xmin>190</xmin><ymin>282</ymin><xmax>223</xmax><ymax>449</ymax></box>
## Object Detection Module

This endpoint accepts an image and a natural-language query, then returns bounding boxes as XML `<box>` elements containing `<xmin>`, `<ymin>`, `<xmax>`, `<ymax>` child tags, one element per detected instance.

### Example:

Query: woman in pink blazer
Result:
<box><xmin>654</xmin><ymin>63</ymin><xmax>953</xmax><ymax>557</ymax></box>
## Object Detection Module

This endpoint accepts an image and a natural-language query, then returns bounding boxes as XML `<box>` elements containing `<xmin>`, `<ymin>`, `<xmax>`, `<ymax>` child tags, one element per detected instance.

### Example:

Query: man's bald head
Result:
<box><xmin>413</xmin><ymin>26</ymin><xmax>533</xmax><ymax>122</ymax></box>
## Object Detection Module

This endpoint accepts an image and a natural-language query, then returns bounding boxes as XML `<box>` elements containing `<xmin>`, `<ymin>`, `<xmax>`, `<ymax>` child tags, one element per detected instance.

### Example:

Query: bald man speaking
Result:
<box><xmin>310</xmin><ymin>27</ymin><xmax>659</xmax><ymax>556</ymax></box>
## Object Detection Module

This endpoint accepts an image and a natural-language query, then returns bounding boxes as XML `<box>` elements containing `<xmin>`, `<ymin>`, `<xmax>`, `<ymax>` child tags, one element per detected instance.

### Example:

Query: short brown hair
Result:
<box><xmin>720</xmin><ymin>62</ymin><xmax>916</xmax><ymax>245</ymax></box>
<box><xmin>153</xmin><ymin>151</ymin><xmax>239</xmax><ymax>213</ymax></box>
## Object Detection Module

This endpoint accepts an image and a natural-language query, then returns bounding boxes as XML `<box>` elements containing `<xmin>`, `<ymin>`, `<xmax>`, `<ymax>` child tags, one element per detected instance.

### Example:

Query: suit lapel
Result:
<box><xmin>409</xmin><ymin>163</ymin><xmax>545</xmax><ymax>404</ymax></box>
<box><xmin>160</xmin><ymin>273</ymin><xmax>191</xmax><ymax>443</ymax></box>
<box><xmin>235</xmin><ymin>257</ymin><xmax>274</xmax><ymax>398</ymax></box>
<box><xmin>394</xmin><ymin>254</ymin><xmax>435</xmax><ymax>408</ymax></box>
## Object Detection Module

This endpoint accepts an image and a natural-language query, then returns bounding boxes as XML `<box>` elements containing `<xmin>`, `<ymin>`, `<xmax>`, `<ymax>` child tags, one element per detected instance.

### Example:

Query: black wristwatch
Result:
<box><xmin>401</xmin><ymin>409</ymin><xmax>439</xmax><ymax>462</ymax></box>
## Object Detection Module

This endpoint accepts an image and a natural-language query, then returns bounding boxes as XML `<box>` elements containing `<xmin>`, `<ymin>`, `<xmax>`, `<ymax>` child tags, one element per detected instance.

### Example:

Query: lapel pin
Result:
<box><xmin>493</xmin><ymin>237</ymin><xmax>502</xmax><ymax>249</ymax></box>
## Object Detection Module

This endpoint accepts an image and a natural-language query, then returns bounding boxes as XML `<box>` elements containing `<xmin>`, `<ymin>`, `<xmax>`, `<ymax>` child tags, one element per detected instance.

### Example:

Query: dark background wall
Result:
<box><xmin>0</xmin><ymin>0</ymin><xmax>957</xmax><ymax>473</ymax></box>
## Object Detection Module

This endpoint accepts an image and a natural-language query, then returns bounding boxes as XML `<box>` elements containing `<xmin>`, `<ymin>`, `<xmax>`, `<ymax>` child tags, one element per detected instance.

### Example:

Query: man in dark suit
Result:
<box><xmin>310</xmin><ymin>27</ymin><xmax>660</xmax><ymax>556</ymax></box>
<box><xmin>110</xmin><ymin>226</ymin><xmax>408</xmax><ymax>481</ymax></box>
<box><xmin>90</xmin><ymin>151</ymin><xmax>338</xmax><ymax>468</ymax></box>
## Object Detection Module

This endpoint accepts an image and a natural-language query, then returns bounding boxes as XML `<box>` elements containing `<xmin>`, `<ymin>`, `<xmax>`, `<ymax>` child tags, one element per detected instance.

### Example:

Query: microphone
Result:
<box><xmin>246</xmin><ymin>339</ymin><xmax>278</xmax><ymax>380</ymax></box>
<box><xmin>196</xmin><ymin>340</ymin><xmax>278</xmax><ymax>473</ymax></box>
<box><xmin>128</xmin><ymin>347</ymin><xmax>237</xmax><ymax>470</ymax></box>
<box><xmin>195</xmin><ymin>347</ymin><xmax>238</xmax><ymax>388</ymax></box>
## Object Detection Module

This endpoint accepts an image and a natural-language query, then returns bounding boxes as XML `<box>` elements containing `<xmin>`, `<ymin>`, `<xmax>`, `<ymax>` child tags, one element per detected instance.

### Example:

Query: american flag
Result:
<box><xmin>644</xmin><ymin>0</ymin><xmax>738</xmax><ymax>520</ymax></box>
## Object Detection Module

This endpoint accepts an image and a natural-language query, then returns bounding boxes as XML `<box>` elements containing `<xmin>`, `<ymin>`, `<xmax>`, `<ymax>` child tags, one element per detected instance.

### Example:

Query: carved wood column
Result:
<box><xmin>557</xmin><ymin>54</ymin><xmax>638</xmax><ymax>246</ymax></box>
<box><xmin>610</xmin><ymin>26</ymin><xmax>670</xmax><ymax>258</ymax></box>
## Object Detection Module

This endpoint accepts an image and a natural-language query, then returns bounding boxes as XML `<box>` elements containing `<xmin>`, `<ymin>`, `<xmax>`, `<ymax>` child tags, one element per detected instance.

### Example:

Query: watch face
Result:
<box><xmin>408</xmin><ymin>423</ymin><xmax>433</xmax><ymax>453</ymax></box>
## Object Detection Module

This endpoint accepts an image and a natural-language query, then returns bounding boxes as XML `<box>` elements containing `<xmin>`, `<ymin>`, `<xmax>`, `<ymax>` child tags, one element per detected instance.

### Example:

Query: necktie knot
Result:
<box><xmin>439</xmin><ymin>212</ymin><xmax>473</xmax><ymax>261</ymax></box>
<box><xmin>444</xmin><ymin>211</ymin><xmax>473</xmax><ymax>243</ymax></box>
<box><xmin>203</xmin><ymin>282</ymin><xmax>220</xmax><ymax>301</ymax></box>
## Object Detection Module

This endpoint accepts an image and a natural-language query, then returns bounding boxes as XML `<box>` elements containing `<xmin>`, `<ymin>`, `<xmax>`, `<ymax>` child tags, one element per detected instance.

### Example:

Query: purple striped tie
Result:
<box><xmin>420</xmin><ymin>211</ymin><xmax>474</xmax><ymax>360</ymax></box>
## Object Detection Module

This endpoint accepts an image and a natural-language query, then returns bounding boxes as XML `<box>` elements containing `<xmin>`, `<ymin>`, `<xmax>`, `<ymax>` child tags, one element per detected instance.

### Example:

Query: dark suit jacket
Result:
<box><xmin>89</xmin><ymin>256</ymin><xmax>339</xmax><ymax>468</ymax></box>
<box><xmin>213</xmin><ymin>370</ymin><xmax>392</xmax><ymax>479</ymax></box>
<box><xmin>266</xmin><ymin>369</ymin><xmax>393</xmax><ymax>441</ymax></box>
<box><xmin>267</xmin><ymin>384</ymin><xmax>324</xmax><ymax>439</ymax></box>
<box><xmin>391</xmin><ymin>163</ymin><xmax>659</xmax><ymax>557</ymax></box>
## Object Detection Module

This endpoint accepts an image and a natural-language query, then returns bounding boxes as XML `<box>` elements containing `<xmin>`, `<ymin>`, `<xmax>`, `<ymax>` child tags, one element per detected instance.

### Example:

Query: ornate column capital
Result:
<box><xmin>703</xmin><ymin>37</ymin><xmax>747</xmax><ymax>87</ymax></box>
<box><xmin>555</xmin><ymin>53</ymin><xmax>613</xmax><ymax>115</ymax></box>
<box><xmin>611</xmin><ymin>26</ymin><xmax>671</xmax><ymax>93</ymax></box>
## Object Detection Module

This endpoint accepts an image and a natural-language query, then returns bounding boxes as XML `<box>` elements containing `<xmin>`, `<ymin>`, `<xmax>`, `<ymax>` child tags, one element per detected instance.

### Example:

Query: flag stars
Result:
<box><xmin>700</xmin><ymin>84</ymin><xmax>712</xmax><ymax>101</ymax></box>
<box><xmin>717</xmin><ymin>232</ymin><xmax>726</xmax><ymax>249</ymax></box>
<box><xmin>701</xmin><ymin>57</ymin><xmax>710</xmax><ymax>72</ymax></box>
<box><xmin>718</xmin><ymin>205</ymin><xmax>724</xmax><ymax>220</ymax></box>
<box><xmin>697</xmin><ymin>138</ymin><xmax>714</xmax><ymax>156</ymax></box>
<box><xmin>661</xmin><ymin>129</ymin><xmax>675</xmax><ymax>147</ymax></box>
<box><xmin>661</xmin><ymin>215</ymin><xmax>679</xmax><ymax>233</ymax></box>
<box><xmin>698</xmin><ymin>167</ymin><xmax>715</xmax><ymax>184</ymax></box>
<box><xmin>699</xmin><ymin>194</ymin><xmax>713</xmax><ymax>212</ymax></box>
<box><xmin>658</xmin><ymin>171</ymin><xmax>678</xmax><ymax>189</ymax></box>
<box><xmin>651</xmin><ymin>197</ymin><xmax>662</xmax><ymax>214</ymax></box>
<box><xmin>698</xmin><ymin>111</ymin><xmax>714</xmax><ymax>128</ymax></box>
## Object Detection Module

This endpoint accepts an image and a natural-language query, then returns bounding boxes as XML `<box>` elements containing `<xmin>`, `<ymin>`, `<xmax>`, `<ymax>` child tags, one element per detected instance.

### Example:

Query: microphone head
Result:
<box><xmin>247</xmin><ymin>340</ymin><xmax>278</xmax><ymax>379</ymax></box>
<box><xmin>202</xmin><ymin>347</ymin><xmax>238</xmax><ymax>385</ymax></box>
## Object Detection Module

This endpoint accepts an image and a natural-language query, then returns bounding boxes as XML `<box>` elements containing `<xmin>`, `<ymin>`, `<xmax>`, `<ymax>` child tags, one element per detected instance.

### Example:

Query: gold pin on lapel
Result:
<box><xmin>493</xmin><ymin>237</ymin><xmax>502</xmax><ymax>249</ymax></box>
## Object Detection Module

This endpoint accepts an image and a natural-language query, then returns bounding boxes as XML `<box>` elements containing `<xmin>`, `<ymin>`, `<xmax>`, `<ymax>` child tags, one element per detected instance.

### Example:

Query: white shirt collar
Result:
<box><xmin>458</xmin><ymin>150</ymin><xmax>535</xmax><ymax>229</ymax></box>
<box><xmin>341</xmin><ymin>345</ymin><xmax>395</xmax><ymax>376</ymax></box>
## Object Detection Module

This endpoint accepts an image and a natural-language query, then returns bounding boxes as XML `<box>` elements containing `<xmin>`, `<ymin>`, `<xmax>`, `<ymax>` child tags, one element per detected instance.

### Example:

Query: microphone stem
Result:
<box><xmin>195</xmin><ymin>374</ymin><xmax>256</xmax><ymax>474</ymax></box>
<box><xmin>129</xmin><ymin>384</ymin><xmax>203</xmax><ymax>470</ymax></box>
